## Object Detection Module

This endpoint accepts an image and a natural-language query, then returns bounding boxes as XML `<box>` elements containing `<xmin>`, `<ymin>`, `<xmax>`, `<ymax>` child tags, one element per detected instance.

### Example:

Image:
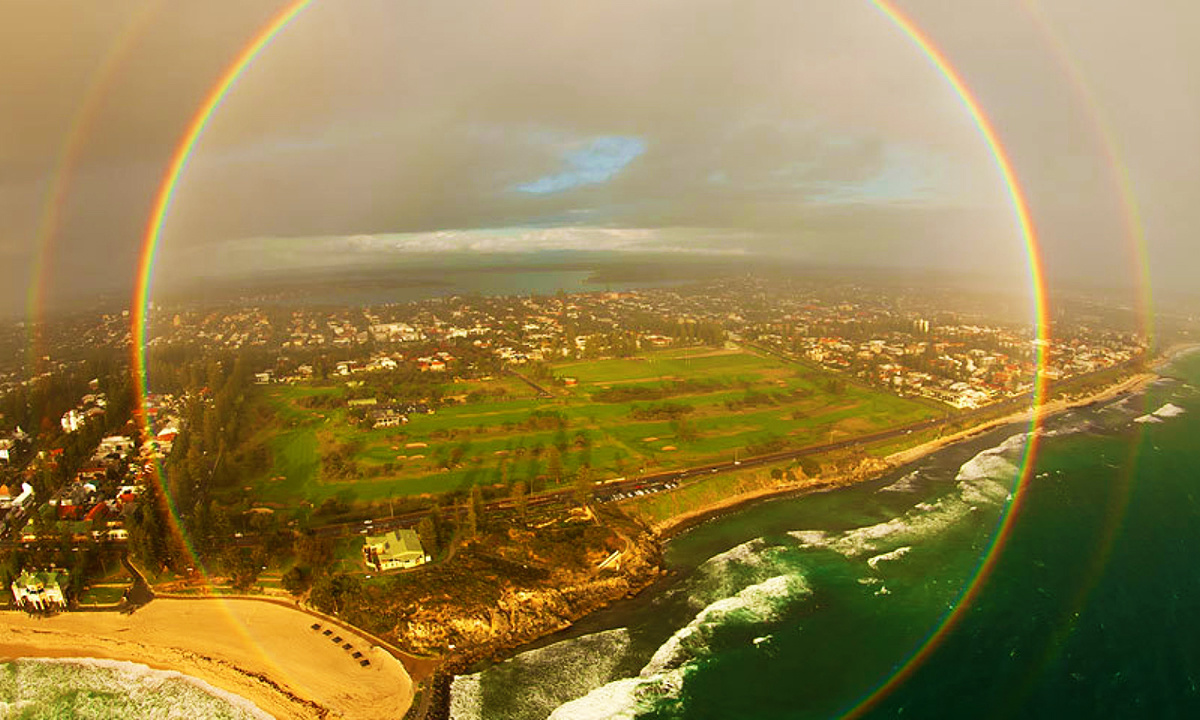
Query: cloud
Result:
<box><xmin>157</xmin><ymin>226</ymin><xmax>751</xmax><ymax>282</ymax></box>
<box><xmin>515</xmin><ymin>135</ymin><xmax>646</xmax><ymax>194</ymax></box>
<box><xmin>3</xmin><ymin>0</ymin><xmax>1199</xmax><ymax>309</ymax></box>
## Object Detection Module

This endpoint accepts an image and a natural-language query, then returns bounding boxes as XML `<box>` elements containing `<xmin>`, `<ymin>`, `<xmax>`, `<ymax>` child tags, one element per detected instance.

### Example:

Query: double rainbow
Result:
<box><xmin>125</xmin><ymin>1</ymin><xmax>1143</xmax><ymax>712</ymax></box>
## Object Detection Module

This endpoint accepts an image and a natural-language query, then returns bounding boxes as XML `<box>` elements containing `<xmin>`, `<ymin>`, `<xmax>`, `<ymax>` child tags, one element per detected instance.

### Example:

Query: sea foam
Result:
<box><xmin>0</xmin><ymin>657</ymin><xmax>271</xmax><ymax>720</ymax></box>
<box><xmin>547</xmin><ymin>574</ymin><xmax>809</xmax><ymax>720</ymax></box>
<box><xmin>867</xmin><ymin>546</ymin><xmax>912</xmax><ymax>570</ymax></box>
<box><xmin>449</xmin><ymin>628</ymin><xmax>632</xmax><ymax>720</ymax></box>
<box><xmin>790</xmin><ymin>435</ymin><xmax>1019</xmax><ymax>560</ymax></box>
<box><xmin>1154</xmin><ymin>403</ymin><xmax>1186</xmax><ymax>418</ymax></box>
<box><xmin>878</xmin><ymin>469</ymin><xmax>922</xmax><ymax>494</ymax></box>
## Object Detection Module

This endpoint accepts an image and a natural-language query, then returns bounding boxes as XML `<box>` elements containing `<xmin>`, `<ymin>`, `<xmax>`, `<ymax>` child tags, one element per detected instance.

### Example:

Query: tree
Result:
<box><xmin>547</xmin><ymin>447</ymin><xmax>563</xmax><ymax>485</ymax></box>
<box><xmin>511</xmin><ymin>481</ymin><xmax>528</xmax><ymax>524</ymax></box>
<box><xmin>416</xmin><ymin>517</ymin><xmax>439</xmax><ymax>558</ymax></box>
<box><xmin>429</xmin><ymin>504</ymin><xmax>448</xmax><ymax>548</ymax></box>
<box><xmin>573</xmin><ymin>464</ymin><xmax>593</xmax><ymax>506</ymax></box>
<box><xmin>309</xmin><ymin>572</ymin><xmax>361</xmax><ymax>615</ymax></box>
<box><xmin>223</xmin><ymin>547</ymin><xmax>263</xmax><ymax>591</ymax></box>
<box><xmin>465</xmin><ymin>486</ymin><xmax>483</xmax><ymax>539</ymax></box>
<box><xmin>296</xmin><ymin>532</ymin><xmax>334</xmax><ymax>568</ymax></box>
<box><xmin>281</xmin><ymin>566</ymin><xmax>312</xmax><ymax>596</ymax></box>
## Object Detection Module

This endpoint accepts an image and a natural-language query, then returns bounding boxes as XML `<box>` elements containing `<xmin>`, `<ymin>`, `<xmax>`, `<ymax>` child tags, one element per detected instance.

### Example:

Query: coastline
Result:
<box><xmin>0</xmin><ymin>597</ymin><xmax>413</xmax><ymax>720</ymax></box>
<box><xmin>4</xmin><ymin>361</ymin><xmax>1180</xmax><ymax>719</ymax></box>
<box><xmin>649</xmin><ymin>370</ymin><xmax>1160</xmax><ymax>539</ymax></box>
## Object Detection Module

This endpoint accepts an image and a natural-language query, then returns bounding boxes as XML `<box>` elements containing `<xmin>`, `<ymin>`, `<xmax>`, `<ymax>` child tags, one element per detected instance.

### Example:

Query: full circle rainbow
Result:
<box><xmin>129</xmin><ymin>0</ymin><xmax>1052</xmax><ymax>709</ymax></box>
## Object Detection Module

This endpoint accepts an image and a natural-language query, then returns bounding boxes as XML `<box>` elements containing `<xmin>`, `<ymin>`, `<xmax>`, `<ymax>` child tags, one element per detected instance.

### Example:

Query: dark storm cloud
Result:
<box><xmin>1</xmin><ymin>0</ymin><xmax>1197</xmax><ymax>311</ymax></box>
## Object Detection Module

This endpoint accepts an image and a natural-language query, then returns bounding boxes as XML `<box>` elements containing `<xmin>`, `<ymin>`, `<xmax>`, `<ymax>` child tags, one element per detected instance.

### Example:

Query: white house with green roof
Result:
<box><xmin>362</xmin><ymin>528</ymin><xmax>427</xmax><ymax>571</ymax></box>
<box><xmin>12</xmin><ymin>570</ymin><xmax>68</xmax><ymax>611</ymax></box>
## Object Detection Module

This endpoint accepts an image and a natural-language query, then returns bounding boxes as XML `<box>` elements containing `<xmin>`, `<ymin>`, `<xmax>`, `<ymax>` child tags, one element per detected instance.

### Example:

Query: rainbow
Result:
<box><xmin>838</xmin><ymin>3</ymin><xmax>1053</xmax><ymax>716</ymax></box>
<box><xmin>132</xmin><ymin>0</ymin><xmax>316</xmax><ymax>572</ymax></box>
<box><xmin>25</xmin><ymin>0</ymin><xmax>161</xmax><ymax>374</ymax></box>
<box><xmin>982</xmin><ymin>2</ymin><xmax>1159</xmax><ymax>698</ymax></box>
<box><xmin>1018</xmin><ymin>0</ymin><xmax>1155</xmax><ymax>350</ymax></box>
<box><xmin>129</xmin><ymin>0</ymin><xmax>1057</xmax><ymax>702</ymax></box>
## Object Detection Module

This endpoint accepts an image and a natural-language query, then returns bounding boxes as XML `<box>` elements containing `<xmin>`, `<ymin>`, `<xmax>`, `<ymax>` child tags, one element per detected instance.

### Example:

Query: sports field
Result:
<box><xmin>242</xmin><ymin>347</ymin><xmax>943</xmax><ymax>507</ymax></box>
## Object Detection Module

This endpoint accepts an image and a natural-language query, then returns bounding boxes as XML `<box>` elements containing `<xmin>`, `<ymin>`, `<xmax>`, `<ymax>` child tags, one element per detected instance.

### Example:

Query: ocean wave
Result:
<box><xmin>702</xmin><ymin>538</ymin><xmax>768</xmax><ymax>568</ymax></box>
<box><xmin>1040</xmin><ymin>419</ymin><xmax>1095</xmax><ymax>438</ymax></box>
<box><xmin>450</xmin><ymin>628</ymin><xmax>632</xmax><ymax>720</ymax></box>
<box><xmin>789</xmin><ymin>495</ymin><xmax>967</xmax><ymax>558</ymax></box>
<box><xmin>642</xmin><ymin>575</ymin><xmax>804</xmax><ymax>678</ymax></box>
<box><xmin>867</xmin><ymin>546</ymin><xmax>912</xmax><ymax>570</ymax></box>
<box><xmin>546</xmin><ymin>671</ymin><xmax>685</xmax><ymax>720</ymax></box>
<box><xmin>0</xmin><ymin>657</ymin><xmax>271</xmax><ymax>720</ymax></box>
<box><xmin>878</xmin><ymin>469</ymin><xmax>922</xmax><ymax>493</ymax></box>
<box><xmin>1154</xmin><ymin>403</ymin><xmax>1186</xmax><ymax>418</ymax></box>
<box><xmin>449</xmin><ymin>673</ymin><xmax>484</xmax><ymax>720</ymax></box>
<box><xmin>789</xmin><ymin>438</ymin><xmax>1017</xmax><ymax>560</ymax></box>
<box><xmin>547</xmin><ymin>574</ymin><xmax>809</xmax><ymax>720</ymax></box>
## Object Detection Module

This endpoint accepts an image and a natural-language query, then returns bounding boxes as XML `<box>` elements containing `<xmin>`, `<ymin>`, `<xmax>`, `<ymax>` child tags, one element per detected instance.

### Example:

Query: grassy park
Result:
<box><xmin>239</xmin><ymin>347</ymin><xmax>944</xmax><ymax>509</ymax></box>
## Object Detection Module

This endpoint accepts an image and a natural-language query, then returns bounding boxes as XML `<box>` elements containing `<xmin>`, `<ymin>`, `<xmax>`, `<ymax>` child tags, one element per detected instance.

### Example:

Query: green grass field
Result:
<box><xmin>239</xmin><ymin>347</ymin><xmax>944</xmax><ymax>508</ymax></box>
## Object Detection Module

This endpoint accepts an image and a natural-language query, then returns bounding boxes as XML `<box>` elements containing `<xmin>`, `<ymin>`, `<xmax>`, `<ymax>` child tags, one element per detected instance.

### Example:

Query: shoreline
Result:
<box><xmin>650</xmin><ymin>370</ymin><xmax>1160</xmax><ymax>540</ymax></box>
<box><xmin>0</xmin><ymin>597</ymin><xmax>414</xmax><ymax>720</ymax></box>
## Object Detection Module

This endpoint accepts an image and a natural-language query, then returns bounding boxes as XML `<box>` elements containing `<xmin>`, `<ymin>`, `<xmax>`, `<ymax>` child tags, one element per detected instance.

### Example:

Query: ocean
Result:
<box><xmin>243</xmin><ymin>269</ymin><xmax>686</xmax><ymax>308</ymax></box>
<box><xmin>450</xmin><ymin>349</ymin><xmax>1200</xmax><ymax>719</ymax></box>
<box><xmin>0</xmin><ymin>658</ymin><xmax>270</xmax><ymax>720</ymax></box>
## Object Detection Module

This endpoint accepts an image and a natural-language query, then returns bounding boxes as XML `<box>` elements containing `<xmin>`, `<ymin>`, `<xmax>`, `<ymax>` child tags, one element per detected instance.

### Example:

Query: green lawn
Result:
<box><xmin>237</xmin><ymin>347</ymin><xmax>943</xmax><ymax>509</ymax></box>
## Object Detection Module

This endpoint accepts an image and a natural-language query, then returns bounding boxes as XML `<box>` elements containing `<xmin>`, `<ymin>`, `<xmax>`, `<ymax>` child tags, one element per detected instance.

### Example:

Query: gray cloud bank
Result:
<box><xmin>2</xmin><ymin>0</ymin><xmax>1198</xmax><ymax>313</ymax></box>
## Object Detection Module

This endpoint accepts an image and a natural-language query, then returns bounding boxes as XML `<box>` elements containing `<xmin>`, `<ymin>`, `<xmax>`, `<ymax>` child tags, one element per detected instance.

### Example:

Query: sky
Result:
<box><xmin>2</xmin><ymin>0</ymin><xmax>1199</xmax><ymax>315</ymax></box>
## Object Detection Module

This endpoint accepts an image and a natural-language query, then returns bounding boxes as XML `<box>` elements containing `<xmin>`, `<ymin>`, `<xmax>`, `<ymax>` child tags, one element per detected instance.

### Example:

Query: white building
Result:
<box><xmin>11</xmin><ymin>571</ymin><xmax>68</xmax><ymax>612</ymax></box>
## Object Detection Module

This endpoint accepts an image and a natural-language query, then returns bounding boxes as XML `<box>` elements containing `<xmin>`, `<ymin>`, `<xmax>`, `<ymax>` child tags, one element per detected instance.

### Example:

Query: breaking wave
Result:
<box><xmin>1154</xmin><ymin>403</ymin><xmax>1185</xmax><ymax>418</ymax></box>
<box><xmin>791</xmin><ymin>434</ymin><xmax>1020</xmax><ymax>560</ymax></box>
<box><xmin>533</xmin><ymin>432</ymin><xmax>1027</xmax><ymax>720</ymax></box>
<box><xmin>449</xmin><ymin>628</ymin><xmax>633</xmax><ymax>720</ymax></box>
<box><xmin>867</xmin><ymin>546</ymin><xmax>912</xmax><ymax>570</ymax></box>
<box><xmin>547</xmin><ymin>575</ymin><xmax>810</xmax><ymax>720</ymax></box>
<box><xmin>878</xmin><ymin>469</ymin><xmax>922</xmax><ymax>494</ymax></box>
<box><xmin>0</xmin><ymin>657</ymin><xmax>270</xmax><ymax>720</ymax></box>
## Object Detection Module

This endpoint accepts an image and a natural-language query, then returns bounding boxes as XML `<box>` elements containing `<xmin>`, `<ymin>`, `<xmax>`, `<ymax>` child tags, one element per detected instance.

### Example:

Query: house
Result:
<box><xmin>254</xmin><ymin>370</ymin><xmax>274</xmax><ymax>384</ymax></box>
<box><xmin>371</xmin><ymin>409</ymin><xmax>407</xmax><ymax>429</ymax></box>
<box><xmin>11</xmin><ymin>570</ymin><xmax>68</xmax><ymax>611</ymax></box>
<box><xmin>61</xmin><ymin>409</ymin><xmax>85</xmax><ymax>433</ymax></box>
<box><xmin>362</xmin><ymin>528</ymin><xmax>428</xmax><ymax>571</ymax></box>
<box><xmin>97</xmin><ymin>435</ymin><xmax>135</xmax><ymax>458</ymax></box>
<box><xmin>11</xmin><ymin>482</ymin><xmax>33</xmax><ymax>508</ymax></box>
<box><xmin>0</xmin><ymin>484</ymin><xmax>10</xmax><ymax>509</ymax></box>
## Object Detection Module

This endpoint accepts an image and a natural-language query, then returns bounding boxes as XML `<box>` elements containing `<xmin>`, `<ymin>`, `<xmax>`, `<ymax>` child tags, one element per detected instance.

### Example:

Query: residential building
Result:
<box><xmin>363</xmin><ymin>528</ymin><xmax>428</xmax><ymax>571</ymax></box>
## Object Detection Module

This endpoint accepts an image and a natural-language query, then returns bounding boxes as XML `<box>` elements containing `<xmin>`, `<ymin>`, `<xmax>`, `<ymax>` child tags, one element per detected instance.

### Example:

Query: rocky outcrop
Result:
<box><xmin>394</xmin><ymin>529</ymin><xmax>661</xmax><ymax>666</ymax></box>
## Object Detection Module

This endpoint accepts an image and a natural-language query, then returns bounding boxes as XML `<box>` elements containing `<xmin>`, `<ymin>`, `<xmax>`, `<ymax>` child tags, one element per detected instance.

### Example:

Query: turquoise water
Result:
<box><xmin>451</xmin><ymin>350</ymin><xmax>1200</xmax><ymax>719</ymax></box>
<box><xmin>0</xmin><ymin>658</ymin><xmax>269</xmax><ymax>720</ymax></box>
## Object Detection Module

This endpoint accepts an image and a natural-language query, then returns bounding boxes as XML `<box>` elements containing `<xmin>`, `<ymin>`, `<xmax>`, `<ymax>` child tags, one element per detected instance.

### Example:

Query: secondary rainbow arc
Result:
<box><xmin>26</xmin><ymin>1</ymin><xmax>162</xmax><ymax>375</ymax></box>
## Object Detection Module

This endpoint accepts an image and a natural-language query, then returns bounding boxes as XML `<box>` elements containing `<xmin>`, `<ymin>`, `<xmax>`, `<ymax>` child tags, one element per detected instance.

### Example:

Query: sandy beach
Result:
<box><xmin>652</xmin><ymin>371</ymin><xmax>1160</xmax><ymax>537</ymax></box>
<box><xmin>0</xmin><ymin>597</ymin><xmax>413</xmax><ymax>719</ymax></box>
